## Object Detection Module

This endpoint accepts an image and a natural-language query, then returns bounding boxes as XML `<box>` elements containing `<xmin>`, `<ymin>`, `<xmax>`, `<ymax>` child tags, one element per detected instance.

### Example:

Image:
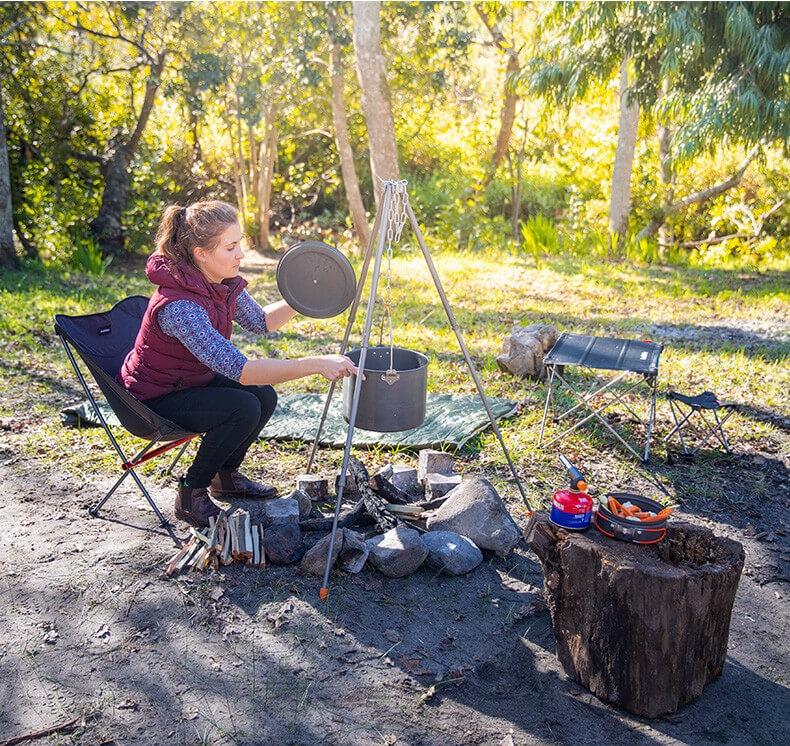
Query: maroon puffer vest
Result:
<box><xmin>118</xmin><ymin>253</ymin><xmax>248</xmax><ymax>400</ymax></box>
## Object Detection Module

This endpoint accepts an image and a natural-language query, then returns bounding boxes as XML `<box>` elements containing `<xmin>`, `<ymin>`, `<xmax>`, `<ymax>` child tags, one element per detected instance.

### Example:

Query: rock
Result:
<box><xmin>296</xmin><ymin>475</ymin><xmax>329</xmax><ymax>502</ymax></box>
<box><xmin>426</xmin><ymin>477</ymin><xmax>521</xmax><ymax>557</ymax></box>
<box><xmin>339</xmin><ymin>529</ymin><xmax>369</xmax><ymax>573</ymax></box>
<box><xmin>417</xmin><ymin>450</ymin><xmax>454</xmax><ymax>482</ymax></box>
<box><xmin>390</xmin><ymin>464</ymin><xmax>418</xmax><ymax>493</ymax></box>
<box><xmin>287</xmin><ymin>489</ymin><xmax>313</xmax><ymax>519</ymax></box>
<box><xmin>366</xmin><ymin>526</ymin><xmax>429</xmax><ymax>578</ymax></box>
<box><xmin>422</xmin><ymin>531</ymin><xmax>483</xmax><ymax>575</ymax></box>
<box><xmin>334</xmin><ymin>469</ymin><xmax>359</xmax><ymax>496</ymax></box>
<box><xmin>263</xmin><ymin>498</ymin><xmax>300</xmax><ymax>523</ymax></box>
<box><xmin>424</xmin><ymin>473</ymin><xmax>463</xmax><ymax>501</ymax></box>
<box><xmin>263</xmin><ymin>522</ymin><xmax>305</xmax><ymax>564</ymax></box>
<box><xmin>496</xmin><ymin>323</ymin><xmax>559</xmax><ymax>380</ymax></box>
<box><xmin>301</xmin><ymin>532</ymin><xmax>343</xmax><ymax>577</ymax></box>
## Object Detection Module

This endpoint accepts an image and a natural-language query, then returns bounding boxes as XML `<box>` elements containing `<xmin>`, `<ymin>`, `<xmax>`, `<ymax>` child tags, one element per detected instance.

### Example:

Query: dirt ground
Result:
<box><xmin>1</xmin><ymin>435</ymin><xmax>788</xmax><ymax>746</ymax></box>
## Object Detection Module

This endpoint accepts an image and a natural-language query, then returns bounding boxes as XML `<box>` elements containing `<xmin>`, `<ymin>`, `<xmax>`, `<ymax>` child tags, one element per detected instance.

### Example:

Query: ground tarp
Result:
<box><xmin>61</xmin><ymin>392</ymin><xmax>519</xmax><ymax>450</ymax></box>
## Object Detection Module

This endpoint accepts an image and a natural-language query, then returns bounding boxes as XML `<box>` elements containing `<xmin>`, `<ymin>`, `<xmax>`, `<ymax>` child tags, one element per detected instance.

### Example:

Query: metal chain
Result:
<box><xmin>379</xmin><ymin>179</ymin><xmax>409</xmax><ymax>374</ymax></box>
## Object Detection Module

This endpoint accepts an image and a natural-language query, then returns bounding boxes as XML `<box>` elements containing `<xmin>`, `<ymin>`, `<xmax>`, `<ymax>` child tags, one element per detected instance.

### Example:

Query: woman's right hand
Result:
<box><xmin>315</xmin><ymin>354</ymin><xmax>359</xmax><ymax>382</ymax></box>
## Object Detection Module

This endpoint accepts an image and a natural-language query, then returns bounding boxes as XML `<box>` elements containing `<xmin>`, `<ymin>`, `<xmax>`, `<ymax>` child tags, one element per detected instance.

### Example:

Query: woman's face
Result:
<box><xmin>194</xmin><ymin>222</ymin><xmax>244</xmax><ymax>283</ymax></box>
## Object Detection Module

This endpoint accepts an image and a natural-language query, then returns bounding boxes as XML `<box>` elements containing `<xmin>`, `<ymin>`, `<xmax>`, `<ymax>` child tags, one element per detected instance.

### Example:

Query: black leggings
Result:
<box><xmin>145</xmin><ymin>375</ymin><xmax>278</xmax><ymax>488</ymax></box>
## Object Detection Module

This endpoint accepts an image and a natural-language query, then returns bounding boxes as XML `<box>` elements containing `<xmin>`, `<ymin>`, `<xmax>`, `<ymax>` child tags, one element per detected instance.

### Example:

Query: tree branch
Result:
<box><xmin>0</xmin><ymin>17</ymin><xmax>31</xmax><ymax>42</ymax></box>
<box><xmin>659</xmin><ymin>199</ymin><xmax>786</xmax><ymax>249</ymax></box>
<box><xmin>638</xmin><ymin>144</ymin><xmax>762</xmax><ymax>240</ymax></box>
<box><xmin>125</xmin><ymin>54</ymin><xmax>166</xmax><ymax>154</ymax></box>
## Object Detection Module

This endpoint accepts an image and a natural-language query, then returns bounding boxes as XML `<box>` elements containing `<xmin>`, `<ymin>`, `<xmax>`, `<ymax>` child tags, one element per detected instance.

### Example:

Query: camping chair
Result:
<box><xmin>54</xmin><ymin>296</ymin><xmax>198</xmax><ymax>544</ymax></box>
<box><xmin>538</xmin><ymin>333</ymin><xmax>664</xmax><ymax>462</ymax></box>
<box><xmin>663</xmin><ymin>390</ymin><xmax>737</xmax><ymax>456</ymax></box>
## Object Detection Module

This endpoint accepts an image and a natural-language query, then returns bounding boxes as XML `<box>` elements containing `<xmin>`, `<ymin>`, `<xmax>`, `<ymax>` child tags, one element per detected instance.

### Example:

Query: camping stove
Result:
<box><xmin>549</xmin><ymin>455</ymin><xmax>592</xmax><ymax>531</ymax></box>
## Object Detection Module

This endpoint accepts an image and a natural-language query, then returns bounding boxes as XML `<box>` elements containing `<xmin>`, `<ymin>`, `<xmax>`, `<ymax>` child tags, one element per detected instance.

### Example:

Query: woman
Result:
<box><xmin>119</xmin><ymin>200</ymin><xmax>357</xmax><ymax>527</ymax></box>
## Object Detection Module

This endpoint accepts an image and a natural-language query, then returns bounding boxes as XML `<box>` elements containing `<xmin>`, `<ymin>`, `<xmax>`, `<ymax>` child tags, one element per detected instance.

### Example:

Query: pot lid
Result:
<box><xmin>276</xmin><ymin>242</ymin><xmax>356</xmax><ymax>319</ymax></box>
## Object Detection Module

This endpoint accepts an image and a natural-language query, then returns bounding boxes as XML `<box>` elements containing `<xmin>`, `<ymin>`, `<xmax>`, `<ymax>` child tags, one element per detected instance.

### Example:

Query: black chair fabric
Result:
<box><xmin>54</xmin><ymin>296</ymin><xmax>192</xmax><ymax>441</ymax></box>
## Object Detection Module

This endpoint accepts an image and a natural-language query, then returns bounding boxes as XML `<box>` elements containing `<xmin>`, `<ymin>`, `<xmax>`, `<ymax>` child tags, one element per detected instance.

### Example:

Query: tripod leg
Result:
<box><xmin>404</xmin><ymin>200</ymin><xmax>532</xmax><ymax>512</ymax></box>
<box><xmin>306</xmin><ymin>208</ymin><xmax>386</xmax><ymax>474</ymax></box>
<box><xmin>321</xmin><ymin>188</ymin><xmax>393</xmax><ymax>598</ymax></box>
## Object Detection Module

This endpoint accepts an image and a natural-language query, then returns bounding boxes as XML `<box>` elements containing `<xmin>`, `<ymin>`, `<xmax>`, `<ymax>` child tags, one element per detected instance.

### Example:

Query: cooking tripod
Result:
<box><xmin>306</xmin><ymin>180</ymin><xmax>532</xmax><ymax>599</ymax></box>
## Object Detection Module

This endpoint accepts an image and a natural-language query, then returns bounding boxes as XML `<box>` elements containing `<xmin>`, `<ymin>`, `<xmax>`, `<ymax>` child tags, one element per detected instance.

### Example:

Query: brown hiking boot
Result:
<box><xmin>210</xmin><ymin>468</ymin><xmax>278</xmax><ymax>500</ymax></box>
<box><xmin>174</xmin><ymin>479</ymin><xmax>221</xmax><ymax>527</ymax></box>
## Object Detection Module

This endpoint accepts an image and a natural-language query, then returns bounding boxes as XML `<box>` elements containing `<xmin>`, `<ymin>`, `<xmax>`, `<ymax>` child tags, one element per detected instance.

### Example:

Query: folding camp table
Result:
<box><xmin>538</xmin><ymin>333</ymin><xmax>664</xmax><ymax>461</ymax></box>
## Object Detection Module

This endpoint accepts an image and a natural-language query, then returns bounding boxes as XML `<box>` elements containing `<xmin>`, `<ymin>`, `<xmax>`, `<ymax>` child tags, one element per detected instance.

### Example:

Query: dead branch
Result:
<box><xmin>659</xmin><ymin>198</ymin><xmax>785</xmax><ymax>249</ymax></box>
<box><xmin>638</xmin><ymin>144</ymin><xmax>762</xmax><ymax>240</ymax></box>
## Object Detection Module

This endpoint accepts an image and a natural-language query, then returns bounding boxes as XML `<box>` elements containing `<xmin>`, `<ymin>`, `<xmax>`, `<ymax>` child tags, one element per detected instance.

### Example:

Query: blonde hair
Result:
<box><xmin>154</xmin><ymin>200</ymin><xmax>239</xmax><ymax>269</ymax></box>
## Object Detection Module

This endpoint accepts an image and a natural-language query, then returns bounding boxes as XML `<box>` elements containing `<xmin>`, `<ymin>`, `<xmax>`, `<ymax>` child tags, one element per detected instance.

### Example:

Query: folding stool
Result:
<box><xmin>663</xmin><ymin>390</ymin><xmax>737</xmax><ymax>456</ymax></box>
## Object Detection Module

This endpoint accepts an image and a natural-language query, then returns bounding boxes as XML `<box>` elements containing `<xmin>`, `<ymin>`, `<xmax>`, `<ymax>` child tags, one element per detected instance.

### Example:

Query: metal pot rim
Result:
<box><xmin>346</xmin><ymin>346</ymin><xmax>429</xmax><ymax>373</ymax></box>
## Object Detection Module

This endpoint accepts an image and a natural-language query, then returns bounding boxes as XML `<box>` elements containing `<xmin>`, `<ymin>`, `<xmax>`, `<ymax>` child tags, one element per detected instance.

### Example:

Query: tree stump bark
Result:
<box><xmin>525</xmin><ymin>512</ymin><xmax>744</xmax><ymax>718</ymax></box>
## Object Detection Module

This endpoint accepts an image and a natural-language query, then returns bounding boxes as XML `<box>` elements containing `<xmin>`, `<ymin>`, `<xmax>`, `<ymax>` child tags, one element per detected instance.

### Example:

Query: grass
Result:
<box><xmin>1</xmin><ymin>246</ymin><xmax>788</xmax><ymax>514</ymax></box>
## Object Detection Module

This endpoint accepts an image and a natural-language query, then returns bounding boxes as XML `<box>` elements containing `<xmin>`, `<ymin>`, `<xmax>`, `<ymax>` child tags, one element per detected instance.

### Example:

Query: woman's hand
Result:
<box><xmin>315</xmin><ymin>354</ymin><xmax>359</xmax><ymax>382</ymax></box>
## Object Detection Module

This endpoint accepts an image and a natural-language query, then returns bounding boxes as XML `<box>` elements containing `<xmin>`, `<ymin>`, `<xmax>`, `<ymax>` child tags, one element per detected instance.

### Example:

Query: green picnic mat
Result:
<box><xmin>62</xmin><ymin>392</ymin><xmax>519</xmax><ymax>451</ymax></box>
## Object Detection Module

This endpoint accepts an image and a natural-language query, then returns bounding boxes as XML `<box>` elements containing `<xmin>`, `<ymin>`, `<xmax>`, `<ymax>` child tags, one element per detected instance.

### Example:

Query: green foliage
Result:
<box><xmin>1</xmin><ymin>1</ymin><xmax>787</xmax><ymax>272</ymax></box>
<box><xmin>520</xmin><ymin>214</ymin><xmax>559</xmax><ymax>266</ymax></box>
<box><xmin>70</xmin><ymin>237</ymin><xmax>113</xmax><ymax>276</ymax></box>
<box><xmin>521</xmin><ymin>1</ymin><xmax>790</xmax><ymax>159</ymax></box>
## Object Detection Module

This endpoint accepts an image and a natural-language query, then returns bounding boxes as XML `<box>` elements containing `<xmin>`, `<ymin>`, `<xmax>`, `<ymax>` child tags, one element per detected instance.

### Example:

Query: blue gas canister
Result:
<box><xmin>548</xmin><ymin>456</ymin><xmax>593</xmax><ymax>531</ymax></box>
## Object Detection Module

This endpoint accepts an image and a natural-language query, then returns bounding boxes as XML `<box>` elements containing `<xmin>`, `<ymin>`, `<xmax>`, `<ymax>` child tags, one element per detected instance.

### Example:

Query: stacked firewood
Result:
<box><xmin>164</xmin><ymin>512</ymin><xmax>265</xmax><ymax>577</ymax></box>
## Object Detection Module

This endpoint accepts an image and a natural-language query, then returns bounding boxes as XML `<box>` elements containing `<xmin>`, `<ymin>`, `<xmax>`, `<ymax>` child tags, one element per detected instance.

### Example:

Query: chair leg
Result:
<box><xmin>87</xmin><ymin>438</ymin><xmax>180</xmax><ymax>546</ymax></box>
<box><xmin>125</xmin><ymin>467</ymin><xmax>180</xmax><ymax>545</ymax></box>
<box><xmin>89</xmin><ymin>468</ymin><xmax>134</xmax><ymax>515</ymax></box>
<box><xmin>162</xmin><ymin>438</ymin><xmax>192</xmax><ymax>477</ymax></box>
<box><xmin>666</xmin><ymin>399</ymin><xmax>695</xmax><ymax>456</ymax></box>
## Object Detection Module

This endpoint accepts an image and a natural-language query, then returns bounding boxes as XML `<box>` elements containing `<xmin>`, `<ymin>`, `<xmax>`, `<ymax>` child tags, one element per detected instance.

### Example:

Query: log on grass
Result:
<box><xmin>525</xmin><ymin>513</ymin><xmax>744</xmax><ymax>718</ymax></box>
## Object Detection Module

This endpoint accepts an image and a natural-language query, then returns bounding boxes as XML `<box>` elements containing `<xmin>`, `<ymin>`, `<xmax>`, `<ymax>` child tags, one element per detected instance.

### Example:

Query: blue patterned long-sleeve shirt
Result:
<box><xmin>157</xmin><ymin>291</ymin><xmax>269</xmax><ymax>381</ymax></box>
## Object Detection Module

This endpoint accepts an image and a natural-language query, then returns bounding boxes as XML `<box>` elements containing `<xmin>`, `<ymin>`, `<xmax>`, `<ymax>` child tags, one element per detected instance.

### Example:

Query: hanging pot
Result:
<box><xmin>342</xmin><ymin>347</ymin><xmax>429</xmax><ymax>432</ymax></box>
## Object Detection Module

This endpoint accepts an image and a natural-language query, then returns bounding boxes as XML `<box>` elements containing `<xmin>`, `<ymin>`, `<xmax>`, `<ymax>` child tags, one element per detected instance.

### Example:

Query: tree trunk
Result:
<box><xmin>89</xmin><ymin>144</ymin><xmax>131</xmax><ymax>257</ymax></box>
<box><xmin>257</xmin><ymin>108</ymin><xmax>277</xmax><ymax>250</ymax></box>
<box><xmin>608</xmin><ymin>59</ymin><xmax>640</xmax><ymax>256</ymax></box>
<box><xmin>657</xmin><ymin>79</ymin><xmax>674</xmax><ymax>251</ymax></box>
<box><xmin>352</xmin><ymin>1</ymin><xmax>400</xmax><ymax>206</ymax></box>
<box><xmin>479</xmin><ymin>52</ymin><xmax>520</xmax><ymax>193</ymax></box>
<box><xmin>328</xmin><ymin>12</ymin><xmax>370</xmax><ymax>254</ymax></box>
<box><xmin>526</xmin><ymin>513</ymin><xmax>744</xmax><ymax>718</ymax></box>
<box><xmin>457</xmin><ymin>5</ymin><xmax>520</xmax><ymax>249</ymax></box>
<box><xmin>90</xmin><ymin>54</ymin><xmax>165</xmax><ymax>256</ymax></box>
<box><xmin>0</xmin><ymin>87</ymin><xmax>18</xmax><ymax>271</ymax></box>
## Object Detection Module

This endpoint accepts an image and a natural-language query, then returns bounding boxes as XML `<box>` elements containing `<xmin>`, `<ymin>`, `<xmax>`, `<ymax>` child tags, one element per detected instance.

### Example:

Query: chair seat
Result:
<box><xmin>667</xmin><ymin>390</ymin><xmax>736</xmax><ymax>410</ymax></box>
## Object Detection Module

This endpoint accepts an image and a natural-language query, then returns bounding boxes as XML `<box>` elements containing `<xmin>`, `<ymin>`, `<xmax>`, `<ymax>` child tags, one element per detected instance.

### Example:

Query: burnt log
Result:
<box><xmin>348</xmin><ymin>457</ymin><xmax>402</xmax><ymax>533</ymax></box>
<box><xmin>299</xmin><ymin>499</ymin><xmax>371</xmax><ymax>533</ymax></box>
<box><xmin>525</xmin><ymin>512</ymin><xmax>744</xmax><ymax>718</ymax></box>
<box><xmin>369</xmin><ymin>473</ymin><xmax>410</xmax><ymax>504</ymax></box>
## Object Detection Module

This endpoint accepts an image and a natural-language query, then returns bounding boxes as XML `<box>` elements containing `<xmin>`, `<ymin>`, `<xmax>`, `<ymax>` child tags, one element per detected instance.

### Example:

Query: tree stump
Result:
<box><xmin>525</xmin><ymin>512</ymin><xmax>744</xmax><ymax>718</ymax></box>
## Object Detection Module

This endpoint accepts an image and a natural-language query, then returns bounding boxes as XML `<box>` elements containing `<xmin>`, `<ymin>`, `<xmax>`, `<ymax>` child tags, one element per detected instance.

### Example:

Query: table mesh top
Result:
<box><xmin>544</xmin><ymin>333</ymin><xmax>662</xmax><ymax>374</ymax></box>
